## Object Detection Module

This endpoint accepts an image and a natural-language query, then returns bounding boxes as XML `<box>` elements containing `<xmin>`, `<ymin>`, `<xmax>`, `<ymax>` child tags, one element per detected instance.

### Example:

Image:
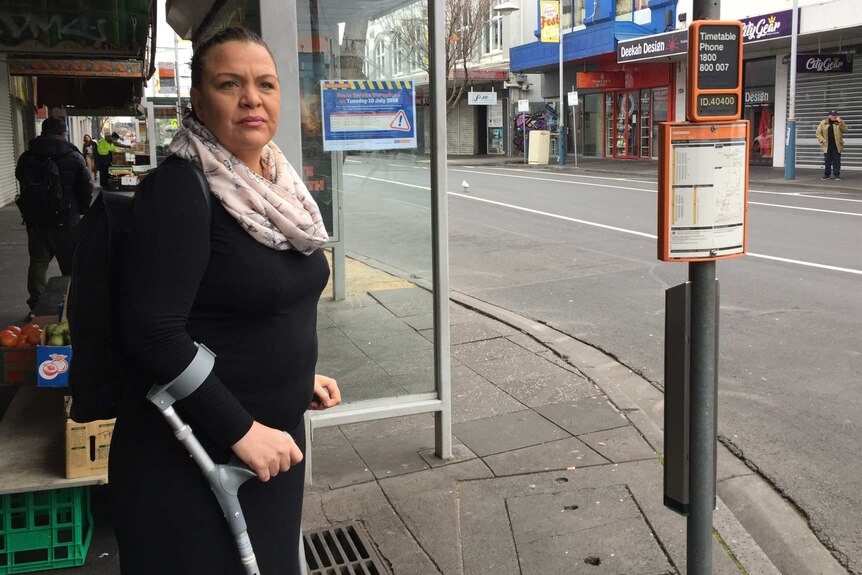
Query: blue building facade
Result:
<box><xmin>510</xmin><ymin>0</ymin><xmax>680</xmax><ymax>160</ymax></box>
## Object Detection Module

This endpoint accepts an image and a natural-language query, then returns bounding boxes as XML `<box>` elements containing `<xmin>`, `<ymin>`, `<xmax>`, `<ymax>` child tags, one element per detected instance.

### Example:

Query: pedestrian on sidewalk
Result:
<box><xmin>815</xmin><ymin>110</ymin><xmax>848</xmax><ymax>180</ymax></box>
<box><xmin>14</xmin><ymin>116</ymin><xmax>92</xmax><ymax>319</ymax></box>
<box><xmin>81</xmin><ymin>134</ymin><xmax>97</xmax><ymax>181</ymax></box>
<box><xmin>108</xmin><ymin>27</ymin><xmax>340</xmax><ymax>575</ymax></box>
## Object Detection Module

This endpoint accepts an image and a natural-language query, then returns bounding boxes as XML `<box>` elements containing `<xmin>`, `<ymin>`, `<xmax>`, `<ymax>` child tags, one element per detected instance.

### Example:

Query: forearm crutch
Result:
<box><xmin>147</xmin><ymin>343</ymin><xmax>261</xmax><ymax>575</ymax></box>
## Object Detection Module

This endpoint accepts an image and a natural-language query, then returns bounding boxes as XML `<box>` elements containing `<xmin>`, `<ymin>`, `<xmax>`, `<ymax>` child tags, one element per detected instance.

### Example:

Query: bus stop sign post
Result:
<box><xmin>658</xmin><ymin>17</ymin><xmax>746</xmax><ymax>575</ymax></box>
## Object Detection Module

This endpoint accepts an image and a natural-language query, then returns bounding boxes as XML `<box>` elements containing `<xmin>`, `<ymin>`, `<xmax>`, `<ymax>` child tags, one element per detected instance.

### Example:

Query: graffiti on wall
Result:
<box><xmin>0</xmin><ymin>10</ymin><xmax>149</xmax><ymax>55</ymax></box>
<box><xmin>512</xmin><ymin>104</ymin><xmax>559</xmax><ymax>153</ymax></box>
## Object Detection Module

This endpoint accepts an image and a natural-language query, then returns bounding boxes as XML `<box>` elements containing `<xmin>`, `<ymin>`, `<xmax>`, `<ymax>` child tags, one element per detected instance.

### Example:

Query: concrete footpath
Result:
<box><xmin>0</xmin><ymin>156</ymin><xmax>854</xmax><ymax>574</ymax></box>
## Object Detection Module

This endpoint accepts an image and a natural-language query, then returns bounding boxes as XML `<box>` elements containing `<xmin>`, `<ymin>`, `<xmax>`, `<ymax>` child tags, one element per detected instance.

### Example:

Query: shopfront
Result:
<box><xmin>597</xmin><ymin>63</ymin><xmax>673</xmax><ymax>159</ymax></box>
<box><xmin>743</xmin><ymin>58</ymin><xmax>776</xmax><ymax>166</ymax></box>
<box><xmin>791</xmin><ymin>50</ymin><xmax>861</xmax><ymax>170</ymax></box>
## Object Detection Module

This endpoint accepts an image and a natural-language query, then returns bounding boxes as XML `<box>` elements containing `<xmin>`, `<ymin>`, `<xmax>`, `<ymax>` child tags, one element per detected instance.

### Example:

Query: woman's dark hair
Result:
<box><xmin>190</xmin><ymin>27</ymin><xmax>275</xmax><ymax>88</ymax></box>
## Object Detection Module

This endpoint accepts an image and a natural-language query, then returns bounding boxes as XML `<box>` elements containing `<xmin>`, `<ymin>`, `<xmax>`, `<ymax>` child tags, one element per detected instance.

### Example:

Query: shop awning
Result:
<box><xmin>36</xmin><ymin>77</ymin><xmax>143</xmax><ymax>109</ymax></box>
<box><xmin>510</xmin><ymin>20</ymin><xmax>653</xmax><ymax>73</ymax></box>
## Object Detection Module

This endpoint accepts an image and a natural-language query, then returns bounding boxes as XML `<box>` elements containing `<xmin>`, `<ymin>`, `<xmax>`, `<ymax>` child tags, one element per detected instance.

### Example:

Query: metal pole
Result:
<box><xmin>784</xmin><ymin>0</ymin><xmax>799</xmax><ymax>180</ymax></box>
<box><xmin>173</xmin><ymin>33</ymin><xmax>182</xmax><ymax>121</ymax></box>
<box><xmin>688</xmin><ymin>3</ymin><xmax>718</xmax><ymax>573</ymax></box>
<box><xmin>430</xmin><ymin>0</ymin><xmax>453</xmax><ymax>460</ymax></box>
<box><xmin>688</xmin><ymin>262</ymin><xmax>717</xmax><ymax>575</ymax></box>
<box><xmin>558</xmin><ymin>27</ymin><xmax>566</xmax><ymax>165</ymax></box>
<box><xmin>572</xmin><ymin>85</ymin><xmax>578</xmax><ymax>167</ymax></box>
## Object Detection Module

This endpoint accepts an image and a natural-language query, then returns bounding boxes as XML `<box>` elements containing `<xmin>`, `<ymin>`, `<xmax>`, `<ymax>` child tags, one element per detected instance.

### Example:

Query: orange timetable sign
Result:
<box><xmin>658</xmin><ymin>121</ymin><xmax>749</xmax><ymax>262</ymax></box>
<box><xmin>687</xmin><ymin>21</ymin><xmax>743</xmax><ymax>122</ymax></box>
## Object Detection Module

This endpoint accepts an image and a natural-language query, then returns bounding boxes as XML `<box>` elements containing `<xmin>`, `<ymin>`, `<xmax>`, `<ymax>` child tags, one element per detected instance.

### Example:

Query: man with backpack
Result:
<box><xmin>15</xmin><ymin>116</ymin><xmax>93</xmax><ymax>318</ymax></box>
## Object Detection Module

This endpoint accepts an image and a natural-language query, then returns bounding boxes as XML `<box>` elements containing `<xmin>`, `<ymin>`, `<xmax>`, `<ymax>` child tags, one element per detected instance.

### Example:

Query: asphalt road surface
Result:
<box><xmin>340</xmin><ymin>155</ymin><xmax>862</xmax><ymax>570</ymax></box>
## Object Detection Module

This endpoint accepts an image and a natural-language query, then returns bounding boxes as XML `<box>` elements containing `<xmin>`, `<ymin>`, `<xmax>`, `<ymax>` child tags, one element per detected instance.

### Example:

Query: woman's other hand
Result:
<box><xmin>310</xmin><ymin>374</ymin><xmax>341</xmax><ymax>410</ymax></box>
<box><xmin>231</xmin><ymin>421</ymin><xmax>303</xmax><ymax>482</ymax></box>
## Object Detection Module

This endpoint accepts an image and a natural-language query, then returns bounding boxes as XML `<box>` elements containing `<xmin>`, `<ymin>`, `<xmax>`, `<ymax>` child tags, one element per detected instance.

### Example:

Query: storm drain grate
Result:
<box><xmin>304</xmin><ymin>521</ymin><xmax>391</xmax><ymax>575</ymax></box>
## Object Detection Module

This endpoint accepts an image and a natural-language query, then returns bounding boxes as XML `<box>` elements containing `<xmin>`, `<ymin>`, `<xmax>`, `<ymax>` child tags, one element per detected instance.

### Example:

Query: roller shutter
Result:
<box><xmin>791</xmin><ymin>65</ymin><xmax>862</xmax><ymax>171</ymax></box>
<box><xmin>0</xmin><ymin>55</ymin><xmax>17</xmax><ymax>207</ymax></box>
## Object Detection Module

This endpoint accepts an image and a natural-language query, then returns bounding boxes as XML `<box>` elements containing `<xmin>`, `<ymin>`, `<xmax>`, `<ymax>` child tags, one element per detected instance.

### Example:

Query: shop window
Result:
<box><xmin>743</xmin><ymin>58</ymin><xmax>776</xmax><ymax>165</ymax></box>
<box><xmin>562</xmin><ymin>0</ymin><xmax>586</xmax><ymax>30</ymax></box>
<box><xmin>615</xmin><ymin>0</ymin><xmax>633</xmax><ymax>20</ymax></box>
<box><xmin>483</xmin><ymin>5</ymin><xmax>503</xmax><ymax>54</ymax></box>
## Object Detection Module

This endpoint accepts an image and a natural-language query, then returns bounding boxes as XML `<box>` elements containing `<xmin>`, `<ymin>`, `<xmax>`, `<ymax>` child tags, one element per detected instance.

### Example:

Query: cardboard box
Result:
<box><xmin>64</xmin><ymin>397</ymin><xmax>115</xmax><ymax>479</ymax></box>
<box><xmin>1</xmin><ymin>346</ymin><xmax>36</xmax><ymax>385</ymax></box>
<box><xmin>36</xmin><ymin>330</ymin><xmax>72</xmax><ymax>388</ymax></box>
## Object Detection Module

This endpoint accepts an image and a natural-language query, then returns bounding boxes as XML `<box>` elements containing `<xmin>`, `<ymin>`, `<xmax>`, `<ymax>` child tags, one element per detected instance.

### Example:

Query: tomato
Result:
<box><xmin>0</xmin><ymin>330</ymin><xmax>19</xmax><ymax>347</ymax></box>
<box><xmin>4</xmin><ymin>325</ymin><xmax>22</xmax><ymax>336</ymax></box>
<box><xmin>25</xmin><ymin>331</ymin><xmax>42</xmax><ymax>345</ymax></box>
<box><xmin>22</xmin><ymin>324</ymin><xmax>41</xmax><ymax>337</ymax></box>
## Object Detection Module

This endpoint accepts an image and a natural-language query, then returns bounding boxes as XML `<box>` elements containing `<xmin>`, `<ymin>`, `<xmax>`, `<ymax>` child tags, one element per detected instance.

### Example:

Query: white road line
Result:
<box><xmin>746</xmin><ymin>253</ymin><xmax>862</xmax><ymax>275</ymax></box>
<box><xmin>474</xmin><ymin>166</ymin><xmax>657</xmax><ymax>184</ymax></box>
<box><xmin>343</xmin><ymin>173</ymin><xmax>862</xmax><ymax>275</ymax></box>
<box><xmin>449</xmin><ymin>168</ymin><xmax>653</xmax><ymax>193</ymax></box>
<box><xmin>456</xmin><ymin>166</ymin><xmax>862</xmax><ymax>203</ymax></box>
<box><xmin>345</xmin><ymin>173</ymin><xmax>430</xmax><ymax>190</ymax></box>
<box><xmin>449</xmin><ymin>169</ymin><xmax>862</xmax><ymax>215</ymax></box>
<box><xmin>448</xmin><ymin>191</ymin><xmax>657</xmax><ymax>238</ymax></box>
<box><xmin>748</xmin><ymin>201</ymin><xmax>862</xmax><ymax>216</ymax></box>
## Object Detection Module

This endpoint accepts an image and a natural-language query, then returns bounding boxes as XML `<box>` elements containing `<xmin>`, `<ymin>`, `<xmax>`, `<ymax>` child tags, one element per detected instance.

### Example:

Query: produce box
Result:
<box><xmin>36</xmin><ymin>325</ymin><xmax>72</xmax><ymax>389</ymax></box>
<box><xmin>64</xmin><ymin>397</ymin><xmax>114</xmax><ymax>480</ymax></box>
<box><xmin>0</xmin><ymin>487</ymin><xmax>92</xmax><ymax>573</ymax></box>
<box><xmin>0</xmin><ymin>346</ymin><xmax>36</xmax><ymax>386</ymax></box>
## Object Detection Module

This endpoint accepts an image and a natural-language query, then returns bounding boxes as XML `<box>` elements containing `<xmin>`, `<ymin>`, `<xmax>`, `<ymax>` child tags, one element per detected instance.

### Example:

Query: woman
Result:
<box><xmin>81</xmin><ymin>134</ymin><xmax>96</xmax><ymax>181</ymax></box>
<box><xmin>109</xmin><ymin>27</ymin><xmax>340</xmax><ymax>575</ymax></box>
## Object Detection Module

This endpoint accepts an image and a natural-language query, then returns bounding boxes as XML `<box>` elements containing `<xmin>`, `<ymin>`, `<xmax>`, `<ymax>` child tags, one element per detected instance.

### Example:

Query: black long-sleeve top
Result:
<box><xmin>116</xmin><ymin>159</ymin><xmax>330</xmax><ymax>450</ymax></box>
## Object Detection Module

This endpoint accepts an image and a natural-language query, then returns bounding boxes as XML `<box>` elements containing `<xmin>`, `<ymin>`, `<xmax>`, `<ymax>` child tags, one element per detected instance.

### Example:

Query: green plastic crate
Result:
<box><xmin>0</xmin><ymin>487</ymin><xmax>93</xmax><ymax>573</ymax></box>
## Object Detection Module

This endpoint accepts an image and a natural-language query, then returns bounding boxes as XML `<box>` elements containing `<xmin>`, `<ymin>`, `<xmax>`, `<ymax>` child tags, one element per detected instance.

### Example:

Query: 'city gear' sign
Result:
<box><xmin>687</xmin><ymin>21</ymin><xmax>744</xmax><ymax>122</ymax></box>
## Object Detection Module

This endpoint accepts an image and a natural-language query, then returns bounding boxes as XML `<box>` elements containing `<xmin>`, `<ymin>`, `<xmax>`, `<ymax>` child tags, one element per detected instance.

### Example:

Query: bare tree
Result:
<box><xmin>379</xmin><ymin>0</ymin><xmax>494</xmax><ymax>114</ymax></box>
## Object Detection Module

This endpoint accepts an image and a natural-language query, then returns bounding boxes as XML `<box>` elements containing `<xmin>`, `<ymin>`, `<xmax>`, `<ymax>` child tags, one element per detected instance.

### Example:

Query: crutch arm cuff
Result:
<box><xmin>147</xmin><ymin>343</ymin><xmax>216</xmax><ymax>411</ymax></box>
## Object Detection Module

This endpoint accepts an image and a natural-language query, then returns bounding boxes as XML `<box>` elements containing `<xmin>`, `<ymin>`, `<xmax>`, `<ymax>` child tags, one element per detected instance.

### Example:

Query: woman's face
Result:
<box><xmin>191</xmin><ymin>41</ymin><xmax>280</xmax><ymax>165</ymax></box>
<box><xmin>83</xmin><ymin>135</ymin><xmax>91</xmax><ymax>143</ymax></box>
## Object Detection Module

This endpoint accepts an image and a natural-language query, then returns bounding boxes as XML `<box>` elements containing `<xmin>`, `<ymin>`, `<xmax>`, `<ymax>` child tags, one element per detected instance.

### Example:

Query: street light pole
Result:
<box><xmin>784</xmin><ymin>0</ymin><xmax>799</xmax><ymax>180</ymax></box>
<box><xmin>558</xmin><ymin>28</ymin><xmax>566</xmax><ymax>165</ymax></box>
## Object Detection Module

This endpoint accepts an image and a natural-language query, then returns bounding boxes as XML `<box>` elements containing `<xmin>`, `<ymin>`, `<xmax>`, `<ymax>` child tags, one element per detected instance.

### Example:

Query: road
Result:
<box><xmin>340</xmin><ymin>155</ymin><xmax>862</xmax><ymax>570</ymax></box>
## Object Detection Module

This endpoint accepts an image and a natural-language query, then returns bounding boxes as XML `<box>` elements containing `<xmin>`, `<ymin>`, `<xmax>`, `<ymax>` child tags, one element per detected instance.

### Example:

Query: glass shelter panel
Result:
<box><xmin>295</xmin><ymin>0</ymin><xmax>436</xmax><ymax>404</ymax></box>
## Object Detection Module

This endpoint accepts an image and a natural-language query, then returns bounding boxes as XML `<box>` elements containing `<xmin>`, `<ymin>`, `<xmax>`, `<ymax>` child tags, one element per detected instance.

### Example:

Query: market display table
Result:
<box><xmin>0</xmin><ymin>386</ymin><xmax>106</xmax><ymax>496</ymax></box>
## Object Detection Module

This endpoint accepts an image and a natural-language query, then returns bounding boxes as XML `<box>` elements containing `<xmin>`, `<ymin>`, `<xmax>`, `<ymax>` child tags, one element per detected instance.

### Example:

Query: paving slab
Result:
<box><xmin>306</xmin><ymin>427</ymin><xmax>374</xmax><ymax>490</ymax></box>
<box><xmin>453</xmin><ymin>410</ymin><xmax>569</xmax><ymax>457</ymax></box>
<box><xmin>419</xmin><ymin>320</ymin><xmax>507</xmax><ymax>345</ymax></box>
<box><xmin>483</xmin><ymin>436</ymin><xmax>609</xmax><ymax>476</ymax></box>
<box><xmin>368</xmin><ymin>287</ymin><xmax>433</xmax><ymax>318</ymax></box>
<box><xmin>340</xmin><ymin>413</ymin><xmax>435</xmax><ymax>442</ymax></box>
<box><xmin>379</xmin><ymin>459</ymin><xmax>493</xmax><ymax>575</ymax></box>
<box><xmin>465</xmin><ymin>353</ymin><xmax>598</xmax><ymax>407</ymax></box>
<box><xmin>450</xmin><ymin>364</ymin><xmax>525</xmax><ymax>424</ymax></box>
<box><xmin>322</xmin><ymin>299</ymin><xmax>397</xmax><ymax>326</ymax></box>
<box><xmin>505</xmin><ymin>331</ymin><xmax>548</xmax><ymax>353</ymax></box>
<box><xmin>350</xmin><ymin>427</ymin><xmax>467</xmax><ymax>479</ymax></box>
<box><xmin>507</xmin><ymin>486</ymin><xmax>673</xmax><ymax>574</ymax></box>
<box><xmin>578</xmin><ymin>425</ymin><xmax>657</xmax><ymax>464</ymax></box>
<box><xmin>535</xmin><ymin>397</ymin><xmax>630</xmax><ymax>436</ymax></box>
<box><xmin>338</xmin><ymin>317</ymin><xmax>420</xmax><ymax>344</ymax></box>
<box><xmin>452</xmin><ymin>336</ymin><xmax>534</xmax><ymax>365</ymax></box>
